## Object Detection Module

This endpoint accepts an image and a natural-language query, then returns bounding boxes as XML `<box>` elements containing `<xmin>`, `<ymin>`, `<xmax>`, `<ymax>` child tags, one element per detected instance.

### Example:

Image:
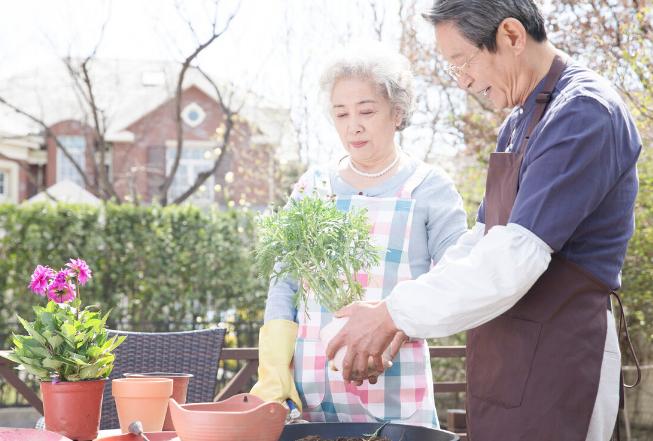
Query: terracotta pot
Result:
<box><xmin>169</xmin><ymin>393</ymin><xmax>286</xmax><ymax>441</ymax></box>
<box><xmin>40</xmin><ymin>379</ymin><xmax>105</xmax><ymax>441</ymax></box>
<box><xmin>124</xmin><ymin>372</ymin><xmax>193</xmax><ymax>431</ymax></box>
<box><xmin>111</xmin><ymin>377</ymin><xmax>173</xmax><ymax>433</ymax></box>
<box><xmin>0</xmin><ymin>428</ymin><xmax>74</xmax><ymax>441</ymax></box>
<box><xmin>92</xmin><ymin>432</ymin><xmax>177</xmax><ymax>441</ymax></box>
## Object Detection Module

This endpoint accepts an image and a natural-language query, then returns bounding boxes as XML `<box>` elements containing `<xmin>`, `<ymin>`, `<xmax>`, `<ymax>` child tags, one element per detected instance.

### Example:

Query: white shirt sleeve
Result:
<box><xmin>386</xmin><ymin>222</ymin><xmax>553</xmax><ymax>338</ymax></box>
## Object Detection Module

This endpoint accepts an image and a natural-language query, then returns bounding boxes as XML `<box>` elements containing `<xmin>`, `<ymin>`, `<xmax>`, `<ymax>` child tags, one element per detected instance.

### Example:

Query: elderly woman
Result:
<box><xmin>250</xmin><ymin>44</ymin><xmax>467</xmax><ymax>428</ymax></box>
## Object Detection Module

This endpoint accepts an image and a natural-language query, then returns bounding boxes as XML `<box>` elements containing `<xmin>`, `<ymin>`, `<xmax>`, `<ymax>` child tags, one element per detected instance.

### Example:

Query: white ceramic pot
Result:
<box><xmin>319</xmin><ymin>317</ymin><xmax>392</xmax><ymax>375</ymax></box>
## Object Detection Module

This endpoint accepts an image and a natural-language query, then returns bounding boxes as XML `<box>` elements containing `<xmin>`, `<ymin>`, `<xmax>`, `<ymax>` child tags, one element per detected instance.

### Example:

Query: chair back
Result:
<box><xmin>100</xmin><ymin>327</ymin><xmax>226</xmax><ymax>430</ymax></box>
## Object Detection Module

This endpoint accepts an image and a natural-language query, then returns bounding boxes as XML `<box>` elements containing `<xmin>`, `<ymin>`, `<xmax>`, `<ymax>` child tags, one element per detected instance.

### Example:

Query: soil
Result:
<box><xmin>296</xmin><ymin>436</ymin><xmax>392</xmax><ymax>441</ymax></box>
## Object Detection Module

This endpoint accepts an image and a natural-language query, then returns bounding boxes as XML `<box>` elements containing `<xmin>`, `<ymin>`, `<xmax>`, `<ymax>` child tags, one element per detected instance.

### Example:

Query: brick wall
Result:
<box><xmin>43</xmin><ymin>86</ymin><xmax>274</xmax><ymax>206</ymax></box>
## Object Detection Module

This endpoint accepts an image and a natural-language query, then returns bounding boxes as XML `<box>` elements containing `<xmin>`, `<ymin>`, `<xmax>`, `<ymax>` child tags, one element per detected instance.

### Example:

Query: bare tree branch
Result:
<box><xmin>78</xmin><ymin>59</ymin><xmax>121</xmax><ymax>201</ymax></box>
<box><xmin>368</xmin><ymin>0</ymin><xmax>385</xmax><ymax>41</ymax></box>
<box><xmin>158</xmin><ymin>1</ymin><xmax>240</xmax><ymax>204</ymax></box>
<box><xmin>170</xmin><ymin>67</ymin><xmax>236</xmax><ymax>205</ymax></box>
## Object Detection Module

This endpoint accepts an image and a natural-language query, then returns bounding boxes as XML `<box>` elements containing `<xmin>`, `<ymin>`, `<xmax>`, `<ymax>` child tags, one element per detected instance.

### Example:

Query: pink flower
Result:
<box><xmin>29</xmin><ymin>265</ymin><xmax>55</xmax><ymax>296</ymax></box>
<box><xmin>65</xmin><ymin>258</ymin><xmax>92</xmax><ymax>286</ymax></box>
<box><xmin>47</xmin><ymin>271</ymin><xmax>76</xmax><ymax>303</ymax></box>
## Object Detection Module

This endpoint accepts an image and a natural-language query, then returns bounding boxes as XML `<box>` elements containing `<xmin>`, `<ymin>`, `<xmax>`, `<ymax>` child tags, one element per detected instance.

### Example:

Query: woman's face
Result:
<box><xmin>330</xmin><ymin>77</ymin><xmax>400</xmax><ymax>163</ymax></box>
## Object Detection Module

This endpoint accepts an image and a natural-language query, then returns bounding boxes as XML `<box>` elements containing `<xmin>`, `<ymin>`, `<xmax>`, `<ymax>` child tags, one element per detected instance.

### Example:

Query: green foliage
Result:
<box><xmin>255</xmin><ymin>195</ymin><xmax>381</xmax><ymax>313</ymax></box>
<box><xmin>621</xmin><ymin>150</ymin><xmax>653</xmax><ymax>344</ymax></box>
<box><xmin>4</xmin><ymin>298</ymin><xmax>125</xmax><ymax>381</ymax></box>
<box><xmin>0</xmin><ymin>202</ymin><xmax>268</xmax><ymax>347</ymax></box>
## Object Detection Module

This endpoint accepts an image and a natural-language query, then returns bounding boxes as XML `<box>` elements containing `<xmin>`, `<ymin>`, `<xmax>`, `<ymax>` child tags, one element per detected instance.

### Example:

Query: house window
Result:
<box><xmin>56</xmin><ymin>136</ymin><xmax>86</xmax><ymax>187</ymax></box>
<box><xmin>166</xmin><ymin>145</ymin><xmax>215</xmax><ymax>205</ymax></box>
<box><xmin>181</xmin><ymin>103</ymin><xmax>206</xmax><ymax>128</ymax></box>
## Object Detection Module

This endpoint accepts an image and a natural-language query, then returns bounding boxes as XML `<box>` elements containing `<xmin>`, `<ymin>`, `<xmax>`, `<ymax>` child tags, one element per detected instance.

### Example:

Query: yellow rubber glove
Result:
<box><xmin>250</xmin><ymin>319</ymin><xmax>302</xmax><ymax>411</ymax></box>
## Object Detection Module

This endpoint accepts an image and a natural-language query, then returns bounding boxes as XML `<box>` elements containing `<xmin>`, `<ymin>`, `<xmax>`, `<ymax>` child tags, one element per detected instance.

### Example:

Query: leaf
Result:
<box><xmin>22</xmin><ymin>339</ymin><xmax>50</xmax><ymax>358</ymax></box>
<box><xmin>101</xmin><ymin>335</ymin><xmax>125</xmax><ymax>353</ymax></box>
<box><xmin>39</xmin><ymin>311</ymin><xmax>56</xmax><ymax>330</ymax></box>
<box><xmin>82</xmin><ymin>318</ymin><xmax>102</xmax><ymax>332</ymax></box>
<box><xmin>95</xmin><ymin>354</ymin><xmax>115</xmax><ymax>367</ymax></box>
<box><xmin>79</xmin><ymin>364</ymin><xmax>101</xmax><ymax>379</ymax></box>
<box><xmin>86</xmin><ymin>345</ymin><xmax>103</xmax><ymax>359</ymax></box>
<box><xmin>16</xmin><ymin>316</ymin><xmax>47</xmax><ymax>345</ymax></box>
<box><xmin>22</xmin><ymin>364</ymin><xmax>50</xmax><ymax>380</ymax></box>
<box><xmin>69</xmin><ymin>354</ymin><xmax>89</xmax><ymax>365</ymax></box>
<box><xmin>1</xmin><ymin>351</ymin><xmax>24</xmax><ymax>365</ymax></box>
<box><xmin>61</xmin><ymin>323</ymin><xmax>76</xmax><ymax>340</ymax></box>
<box><xmin>42</xmin><ymin>357</ymin><xmax>63</xmax><ymax>370</ymax></box>
<box><xmin>45</xmin><ymin>334</ymin><xmax>64</xmax><ymax>351</ymax></box>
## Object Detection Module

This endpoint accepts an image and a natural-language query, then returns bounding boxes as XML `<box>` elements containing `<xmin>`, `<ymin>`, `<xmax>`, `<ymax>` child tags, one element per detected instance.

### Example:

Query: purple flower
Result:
<box><xmin>29</xmin><ymin>265</ymin><xmax>55</xmax><ymax>296</ymax></box>
<box><xmin>65</xmin><ymin>259</ymin><xmax>92</xmax><ymax>286</ymax></box>
<box><xmin>47</xmin><ymin>271</ymin><xmax>76</xmax><ymax>303</ymax></box>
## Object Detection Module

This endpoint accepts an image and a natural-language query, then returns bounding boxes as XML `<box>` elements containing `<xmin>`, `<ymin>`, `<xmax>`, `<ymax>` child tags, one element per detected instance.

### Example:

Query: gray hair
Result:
<box><xmin>319</xmin><ymin>43</ymin><xmax>415</xmax><ymax>131</ymax></box>
<box><xmin>423</xmin><ymin>0</ymin><xmax>547</xmax><ymax>52</ymax></box>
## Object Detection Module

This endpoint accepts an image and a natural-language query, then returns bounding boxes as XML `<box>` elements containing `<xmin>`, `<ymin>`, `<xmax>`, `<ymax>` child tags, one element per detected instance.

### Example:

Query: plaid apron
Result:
<box><xmin>293</xmin><ymin>164</ymin><xmax>438</xmax><ymax>428</ymax></box>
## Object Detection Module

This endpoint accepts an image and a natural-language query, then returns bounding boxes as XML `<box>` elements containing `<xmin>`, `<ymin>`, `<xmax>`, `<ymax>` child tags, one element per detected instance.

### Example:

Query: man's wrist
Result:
<box><xmin>380</xmin><ymin>300</ymin><xmax>400</xmax><ymax>334</ymax></box>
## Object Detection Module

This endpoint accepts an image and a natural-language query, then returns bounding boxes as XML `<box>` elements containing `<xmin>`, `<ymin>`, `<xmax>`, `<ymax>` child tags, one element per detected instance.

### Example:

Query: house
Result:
<box><xmin>0</xmin><ymin>59</ymin><xmax>298</xmax><ymax>207</ymax></box>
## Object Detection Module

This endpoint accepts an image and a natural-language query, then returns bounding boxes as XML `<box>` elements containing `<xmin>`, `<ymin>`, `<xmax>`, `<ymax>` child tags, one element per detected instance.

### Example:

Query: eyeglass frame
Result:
<box><xmin>444</xmin><ymin>48</ymin><xmax>482</xmax><ymax>81</ymax></box>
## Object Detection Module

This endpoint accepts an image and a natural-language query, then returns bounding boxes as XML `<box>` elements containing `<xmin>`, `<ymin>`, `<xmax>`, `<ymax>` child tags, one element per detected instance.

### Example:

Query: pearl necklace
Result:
<box><xmin>348</xmin><ymin>153</ymin><xmax>400</xmax><ymax>178</ymax></box>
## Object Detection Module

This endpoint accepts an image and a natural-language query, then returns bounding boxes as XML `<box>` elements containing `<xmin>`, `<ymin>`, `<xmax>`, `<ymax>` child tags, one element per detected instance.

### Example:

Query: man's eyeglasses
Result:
<box><xmin>444</xmin><ymin>48</ymin><xmax>482</xmax><ymax>81</ymax></box>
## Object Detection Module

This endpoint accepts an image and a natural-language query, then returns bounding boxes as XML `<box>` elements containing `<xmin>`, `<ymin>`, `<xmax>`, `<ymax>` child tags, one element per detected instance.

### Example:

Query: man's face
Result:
<box><xmin>435</xmin><ymin>22</ymin><xmax>519</xmax><ymax>110</ymax></box>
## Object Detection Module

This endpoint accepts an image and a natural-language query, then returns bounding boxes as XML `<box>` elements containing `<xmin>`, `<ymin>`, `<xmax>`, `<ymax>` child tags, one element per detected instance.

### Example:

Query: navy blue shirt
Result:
<box><xmin>478</xmin><ymin>62</ymin><xmax>642</xmax><ymax>289</ymax></box>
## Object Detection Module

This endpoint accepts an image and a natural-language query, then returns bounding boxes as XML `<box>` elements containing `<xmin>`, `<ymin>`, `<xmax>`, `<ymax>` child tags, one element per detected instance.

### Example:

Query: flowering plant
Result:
<box><xmin>2</xmin><ymin>259</ymin><xmax>125</xmax><ymax>382</ymax></box>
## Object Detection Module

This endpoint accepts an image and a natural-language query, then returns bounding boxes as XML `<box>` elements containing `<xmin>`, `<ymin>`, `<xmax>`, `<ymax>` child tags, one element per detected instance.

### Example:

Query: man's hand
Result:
<box><xmin>367</xmin><ymin>330</ymin><xmax>408</xmax><ymax>385</ymax></box>
<box><xmin>325</xmin><ymin>300</ymin><xmax>399</xmax><ymax>383</ymax></box>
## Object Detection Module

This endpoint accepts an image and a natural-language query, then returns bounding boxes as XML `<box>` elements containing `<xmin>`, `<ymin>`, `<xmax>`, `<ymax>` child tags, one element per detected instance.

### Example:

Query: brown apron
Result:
<box><xmin>467</xmin><ymin>56</ymin><xmax>615</xmax><ymax>441</ymax></box>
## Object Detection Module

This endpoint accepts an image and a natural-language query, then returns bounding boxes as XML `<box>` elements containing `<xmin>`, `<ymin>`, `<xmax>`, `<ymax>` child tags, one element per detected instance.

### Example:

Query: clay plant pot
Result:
<box><xmin>111</xmin><ymin>377</ymin><xmax>173</xmax><ymax>433</ymax></box>
<box><xmin>124</xmin><ymin>372</ymin><xmax>193</xmax><ymax>431</ymax></box>
<box><xmin>0</xmin><ymin>428</ymin><xmax>74</xmax><ymax>441</ymax></box>
<box><xmin>93</xmin><ymin>432</ymin><xmax>177</xmax><ymax>441</ymax></box>
<box><xmin>169</xmin><ymin>393</ymin><xmax>286</xmax><ymax>441</ymax></box>
<box><xmin>40</xmin><ymin>379</ymin><xmax>105</xmax><ymax>441</ymax></box>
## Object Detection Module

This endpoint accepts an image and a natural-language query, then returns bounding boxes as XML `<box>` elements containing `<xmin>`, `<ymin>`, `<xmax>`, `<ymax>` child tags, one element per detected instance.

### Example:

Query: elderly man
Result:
<box><xmin>326</xmin><ymin>1</ymin><xmax>642</xmax><ymax>440</ymax></box>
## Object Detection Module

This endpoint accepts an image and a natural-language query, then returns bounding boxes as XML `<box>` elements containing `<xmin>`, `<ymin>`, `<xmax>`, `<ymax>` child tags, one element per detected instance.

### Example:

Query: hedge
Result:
<box><xmin>0</xmin><ymin>202</ymin><xmax>268</xmax><ymax>346</ymax></box>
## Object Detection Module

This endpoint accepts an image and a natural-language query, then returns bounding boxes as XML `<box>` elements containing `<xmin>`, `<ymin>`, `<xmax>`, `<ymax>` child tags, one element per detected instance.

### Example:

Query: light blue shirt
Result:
<box><xmin>264</xmin><ymin>157</ymin><xmax>468</xmax><ymax>323</ymax></box>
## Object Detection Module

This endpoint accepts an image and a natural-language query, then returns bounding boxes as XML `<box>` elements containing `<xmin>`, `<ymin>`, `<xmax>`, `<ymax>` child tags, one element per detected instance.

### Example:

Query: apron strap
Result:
<box><xmin>515</xmin><ymin>55</ymin><xmax>568</xmax><ymax>160</ymax></box>
<box><xmin>610</xmin><ymin>291</ymin><xmax>641</xmax><ymax>389</ymax></box>
<box><xmin>609</xmin><ymin>290</ymin><xmax>641</xmax><ymax>441</ymax></box>
<box><xmin>398</xmin><ymin>161</ymin><xmax>431</xmax><ymax>199</ymax></box>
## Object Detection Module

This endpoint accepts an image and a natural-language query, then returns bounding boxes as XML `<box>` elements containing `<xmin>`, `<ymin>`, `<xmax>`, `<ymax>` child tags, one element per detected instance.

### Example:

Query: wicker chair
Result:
<box><xmin>100</xmin><ymin>327</ymin><xmax>226</xmax><ymax>430</ymax></box>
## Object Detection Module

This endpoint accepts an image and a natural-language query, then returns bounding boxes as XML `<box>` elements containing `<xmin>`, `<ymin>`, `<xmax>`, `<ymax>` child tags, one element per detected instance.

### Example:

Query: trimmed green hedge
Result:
<box><xmin>0</xmin><ymin>202</ymin><xmax>267</xmax><ymax>346</ymax></box>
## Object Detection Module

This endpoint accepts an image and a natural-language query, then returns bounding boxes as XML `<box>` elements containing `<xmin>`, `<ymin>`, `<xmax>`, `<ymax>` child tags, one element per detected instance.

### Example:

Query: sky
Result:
<box><xmin>0</xmin><ymin>0</ymin><xmax>452</xmax><ymax>164</ymax></box>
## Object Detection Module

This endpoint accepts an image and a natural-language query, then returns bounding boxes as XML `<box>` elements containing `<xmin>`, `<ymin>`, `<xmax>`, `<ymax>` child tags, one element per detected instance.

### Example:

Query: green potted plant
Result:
<box><xmin>256</xmin><ymin>194</ymin><xmax>381</xmax><ymax>371</ymax></box>
<box><xmin>2</xmin><ymin>259</ymin><xmax>125</xmax><ymax>441</ymax></box>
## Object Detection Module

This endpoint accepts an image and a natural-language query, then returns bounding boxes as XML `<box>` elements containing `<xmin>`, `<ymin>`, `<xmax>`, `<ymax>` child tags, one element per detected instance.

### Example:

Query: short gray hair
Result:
<box><xmin>320</xmin><ymin>43</ymin><xmax>415</xmax><ymax>131</ymax></box>
<box><xmin>423</xmin><ymin>0</ymin><xmax>547</xmax><ymax>53</ymax></box>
